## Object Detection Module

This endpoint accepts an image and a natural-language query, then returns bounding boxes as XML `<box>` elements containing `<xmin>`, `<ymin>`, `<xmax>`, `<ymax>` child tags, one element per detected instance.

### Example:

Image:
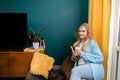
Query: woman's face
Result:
<box><xmin>78</xmin><ymin>26</ymin><xmax>88</xmax><ymax>40</ymax></box>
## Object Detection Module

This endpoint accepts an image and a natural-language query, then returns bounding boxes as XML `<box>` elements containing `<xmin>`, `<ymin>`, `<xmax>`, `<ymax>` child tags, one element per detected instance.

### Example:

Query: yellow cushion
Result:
<box><xmin>30</xmin><ymin>52</ymin><xmax>55</xmax><ymax>79</ymax></box>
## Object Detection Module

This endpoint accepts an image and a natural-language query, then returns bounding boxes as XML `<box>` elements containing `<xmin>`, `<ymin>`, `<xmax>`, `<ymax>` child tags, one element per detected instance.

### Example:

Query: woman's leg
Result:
<box><xmin>70</xmin><ymin>64</ymin><xmax>93</xmax><ymax>80</ymax></box>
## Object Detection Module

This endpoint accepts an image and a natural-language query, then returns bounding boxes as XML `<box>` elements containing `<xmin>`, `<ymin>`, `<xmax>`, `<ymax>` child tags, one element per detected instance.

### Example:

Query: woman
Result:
<box><xmin>70</xmin><ymin>23</ymin><xmax>104</xmax><ymax>80</ymax></box>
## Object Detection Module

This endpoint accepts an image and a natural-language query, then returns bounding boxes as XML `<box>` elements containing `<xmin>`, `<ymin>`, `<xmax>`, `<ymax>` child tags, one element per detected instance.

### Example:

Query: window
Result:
<box><xmin>108</xmin><ymin>0</ymin><xmax>120</xmax><ymax>80</ymax></box>
<box><xmin>115</xmin><ymin>17</ymin><xmax>120</xmax><ymax>80</ymax></box>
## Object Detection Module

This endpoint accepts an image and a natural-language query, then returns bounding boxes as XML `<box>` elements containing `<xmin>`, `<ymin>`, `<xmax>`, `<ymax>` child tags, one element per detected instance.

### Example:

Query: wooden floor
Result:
<box><xmin>0</xmin><ymin>77</ymin><xmax>25</xmax><ymax>80</ymax></box>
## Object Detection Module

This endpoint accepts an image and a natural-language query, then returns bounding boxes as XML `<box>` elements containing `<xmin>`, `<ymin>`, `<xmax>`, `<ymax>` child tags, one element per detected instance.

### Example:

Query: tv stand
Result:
<box><xmin>0</xmin><ymin>48</ymin><xmax>24</xmax><ymax>52</ymax></box>
<box><xmin>0</xmin><ymin>51</ymin><xmax>34</xmax><ymax>77</ymax></box>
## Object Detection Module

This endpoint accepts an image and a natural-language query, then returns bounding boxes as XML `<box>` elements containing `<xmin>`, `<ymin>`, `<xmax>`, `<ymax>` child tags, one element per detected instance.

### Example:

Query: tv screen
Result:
<box><xmin>0</xmin><ymin>13</ymin><xmax>27</xmax><ymax>51</ymax></box>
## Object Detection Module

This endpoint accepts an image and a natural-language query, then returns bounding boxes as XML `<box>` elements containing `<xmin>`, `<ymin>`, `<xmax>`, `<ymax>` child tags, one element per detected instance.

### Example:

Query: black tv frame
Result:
<box><xmin>0</xmin><ymin>13</ymin><xmax>27</xmax><ymax>51</ymax></box>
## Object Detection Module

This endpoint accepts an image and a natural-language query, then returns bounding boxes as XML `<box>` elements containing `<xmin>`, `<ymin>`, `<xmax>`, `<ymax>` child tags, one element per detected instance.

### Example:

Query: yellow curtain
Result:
<box><xmin>88</xmin><ymin>0</ymin><xmax>111</xmax><ymax>80</ymax></box>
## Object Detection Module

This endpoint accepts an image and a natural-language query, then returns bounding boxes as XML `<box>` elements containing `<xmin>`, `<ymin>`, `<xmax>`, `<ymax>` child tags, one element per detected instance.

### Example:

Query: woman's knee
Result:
<box><xmin>71</xmin><ymin>67</ymin><xmax>81</xmax><ymax>76</ymax></box>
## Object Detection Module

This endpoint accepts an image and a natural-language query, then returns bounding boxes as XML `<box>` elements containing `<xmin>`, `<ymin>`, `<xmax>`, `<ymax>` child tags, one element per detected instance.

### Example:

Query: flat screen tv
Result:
<box><xmin>0</xmin><ymin>13</ymin><xmax>27</xmax><ymax>51</ymax></box>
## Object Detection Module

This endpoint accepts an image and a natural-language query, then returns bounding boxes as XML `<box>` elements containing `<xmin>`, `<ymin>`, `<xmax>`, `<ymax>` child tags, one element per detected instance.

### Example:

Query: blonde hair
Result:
<box><xmin>73</xmin><ymin>23</ymin><xmax>92</xmax><ymax>51</ymax></box>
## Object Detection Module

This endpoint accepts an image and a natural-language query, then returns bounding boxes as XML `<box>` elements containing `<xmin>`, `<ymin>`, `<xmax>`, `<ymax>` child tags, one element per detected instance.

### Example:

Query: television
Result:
<box><xmin>0</xmin><ymin>13</ymin><xmax>27</xmax><ymax>51</ymax></box>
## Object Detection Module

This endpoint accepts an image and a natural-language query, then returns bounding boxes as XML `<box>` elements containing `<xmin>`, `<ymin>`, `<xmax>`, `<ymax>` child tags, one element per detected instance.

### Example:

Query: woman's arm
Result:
<box><xmin>80</xmin><ymin>40</ymin><xmax>104</xmax><ymax>64</ymax></box>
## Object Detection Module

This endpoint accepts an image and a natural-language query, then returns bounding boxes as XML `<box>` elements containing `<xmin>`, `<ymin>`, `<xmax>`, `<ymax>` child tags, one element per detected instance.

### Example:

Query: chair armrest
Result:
<box><xmin>61</xmin><ymin>56</ymin><xmax>74</xmax><ymax>80</ymax></box>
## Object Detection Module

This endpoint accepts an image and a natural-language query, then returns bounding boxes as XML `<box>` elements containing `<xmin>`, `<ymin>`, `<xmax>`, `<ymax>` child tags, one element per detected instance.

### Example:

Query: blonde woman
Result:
<box><xmin>70</xmin><ymin>23</ymin><xmax>104</xmax><ymax>80</ymax></box>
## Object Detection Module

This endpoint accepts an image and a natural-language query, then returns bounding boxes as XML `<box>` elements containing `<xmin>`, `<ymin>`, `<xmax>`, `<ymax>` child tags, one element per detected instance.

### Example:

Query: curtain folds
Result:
<box><xmin>88</xmin><ymin>0</ymin><xmax>111</xmax><ymax>80</ymax></box>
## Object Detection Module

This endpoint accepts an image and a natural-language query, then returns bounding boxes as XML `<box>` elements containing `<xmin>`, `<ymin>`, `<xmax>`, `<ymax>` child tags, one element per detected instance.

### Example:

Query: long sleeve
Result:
<box><xmin>80</xmin><ymin>40</ymin><xmax>104</xmax><ymax>64</ymax></box>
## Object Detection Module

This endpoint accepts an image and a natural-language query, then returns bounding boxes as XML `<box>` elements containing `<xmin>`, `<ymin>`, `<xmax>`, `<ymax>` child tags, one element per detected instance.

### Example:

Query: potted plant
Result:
<box><xmin>29</xmin><ymin>27</ymin><xmax>46</xmax><ymax>49</ymax></box>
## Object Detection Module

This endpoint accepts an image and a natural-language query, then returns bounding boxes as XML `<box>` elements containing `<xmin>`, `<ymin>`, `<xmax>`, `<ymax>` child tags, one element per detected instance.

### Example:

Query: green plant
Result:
<box><xmin>71</xmin><ymin>26</ymin><xmax>78</xmax><ymax>41</ymax></box>
<box><xmin>29</xmin><ymin>27</ymin><xmax>46</xmax><ymax>42</ymax></box>
<box><xmin>72</xmin><ymin>31</ymin><xmax>78</xmax><ymax>41</ymax></box>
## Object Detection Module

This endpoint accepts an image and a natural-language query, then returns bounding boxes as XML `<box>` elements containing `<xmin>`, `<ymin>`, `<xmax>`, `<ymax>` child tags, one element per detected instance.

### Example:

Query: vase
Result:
<box><xmin>32</xmin><ymin>42</ymin><xmax>39</xmax><ymax>50</ymax></box>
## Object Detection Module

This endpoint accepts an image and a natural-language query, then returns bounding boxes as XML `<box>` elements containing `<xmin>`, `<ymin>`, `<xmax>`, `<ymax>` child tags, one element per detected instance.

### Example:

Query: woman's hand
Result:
<box><xmin>75</xmin><ymin>47</ymin><xmax>83</xmax><ymax>56</ymax></box>
<box><xmin>71</xmin><ymin>49</ymin><xmax>78</xmax><ymax>60</ymax></box>
<box><xmin>71</xmin><ymin>47</ymin><xmax>83</xmax><ymax>60</ymax></box>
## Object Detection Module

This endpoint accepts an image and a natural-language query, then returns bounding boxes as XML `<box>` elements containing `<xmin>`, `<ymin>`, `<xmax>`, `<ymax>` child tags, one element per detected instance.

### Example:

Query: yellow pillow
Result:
<box><xmin>30</xmin><ymin>52</ymin><xmax>55</xmax><ymax>79</ymax></box>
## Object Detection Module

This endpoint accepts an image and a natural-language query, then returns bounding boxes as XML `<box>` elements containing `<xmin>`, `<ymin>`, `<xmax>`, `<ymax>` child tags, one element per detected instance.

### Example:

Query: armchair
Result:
<box><xmin>25</xmin><ymin>56</ymin><xmax>74</xmax><ymax>80</ymax></box>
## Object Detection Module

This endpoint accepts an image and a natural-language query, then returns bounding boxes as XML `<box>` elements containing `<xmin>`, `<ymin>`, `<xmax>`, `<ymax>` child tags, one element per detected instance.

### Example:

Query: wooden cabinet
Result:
<box><xmin>0</xmin><ymin>52</ymin><xmax>33</xmax><ymax>77</ymax></box>
<box><xmin>0</xmin><ymin>53</ymin><xmax>9</xmax><ymax>76</ymax></box>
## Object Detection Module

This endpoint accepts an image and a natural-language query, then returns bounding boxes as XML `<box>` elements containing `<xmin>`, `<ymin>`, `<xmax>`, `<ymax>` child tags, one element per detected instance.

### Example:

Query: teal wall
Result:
<box><xmin>0</xmin><ymin>0</ymin><xmax>89</xmax><ymax>65</ymax></box>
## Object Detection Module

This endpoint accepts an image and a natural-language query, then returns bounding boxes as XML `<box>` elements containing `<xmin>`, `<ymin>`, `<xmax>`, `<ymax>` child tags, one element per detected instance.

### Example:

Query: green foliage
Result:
<box><xmin>72</xmin><ymin>31</ymin><xmax>78</xmax><ymax>41</ymax></box>
<box><xmin>29</xmin><ymin>27</ymin><xmax>46</xmax><ymax>42</ymax></box>
<box><xmin>71</xmin><ymin>26</ymin><xmax>78</xmax><ymax>41</ymax></box>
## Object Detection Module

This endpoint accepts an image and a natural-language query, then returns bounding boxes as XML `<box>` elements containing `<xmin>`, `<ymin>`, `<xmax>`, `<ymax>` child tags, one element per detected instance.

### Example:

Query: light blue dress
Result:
<box><xmin>71</xmin><ymin>40</ymin><xmax>104</xmax><ymax>80</ymax></box>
